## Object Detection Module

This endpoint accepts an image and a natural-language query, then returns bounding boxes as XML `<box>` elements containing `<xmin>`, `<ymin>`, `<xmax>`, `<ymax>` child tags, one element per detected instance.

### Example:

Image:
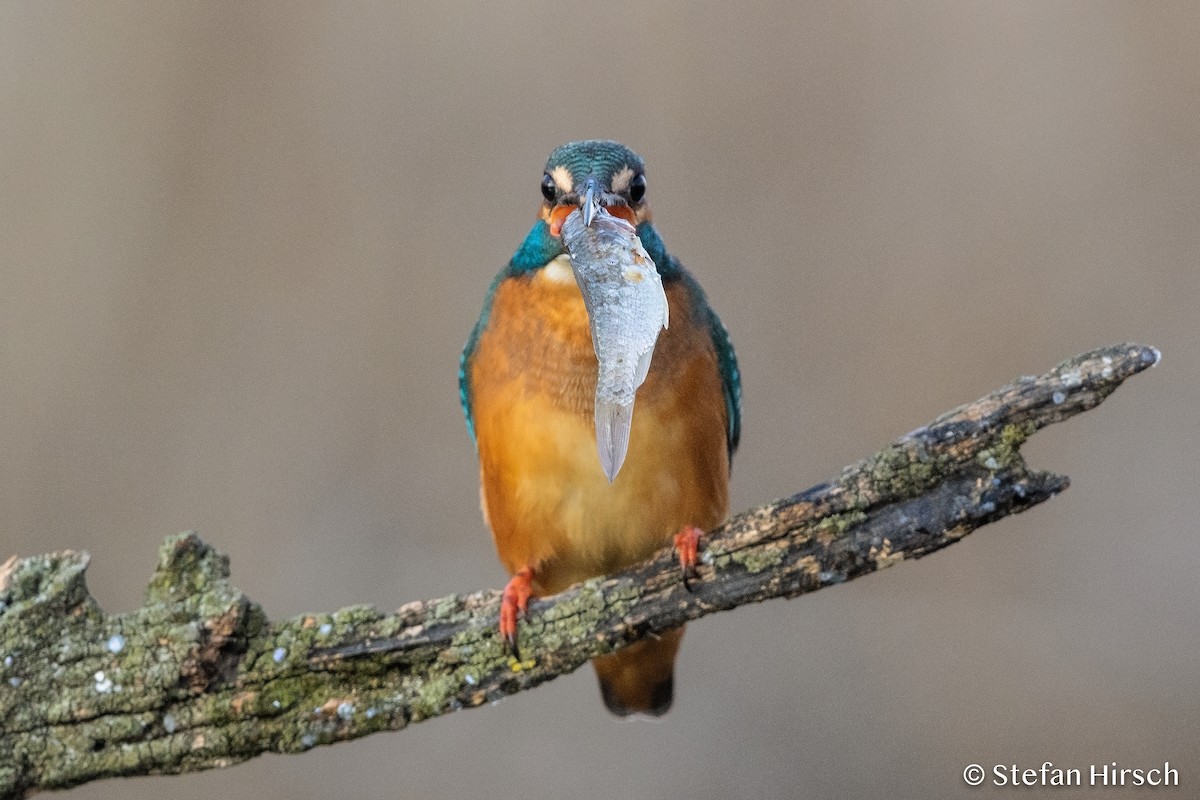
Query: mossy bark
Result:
<box><xmin>0</xmin><ymin>343</ymin><xmax>1159</xmax><ymax>798</ymax></box>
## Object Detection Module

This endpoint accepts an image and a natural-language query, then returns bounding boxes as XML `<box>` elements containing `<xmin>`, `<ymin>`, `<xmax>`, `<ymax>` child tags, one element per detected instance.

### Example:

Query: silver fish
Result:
<box><xmin>560</xmin><ymin>207</ymin><xmax>669</xmax><ymax>482</ymax></box>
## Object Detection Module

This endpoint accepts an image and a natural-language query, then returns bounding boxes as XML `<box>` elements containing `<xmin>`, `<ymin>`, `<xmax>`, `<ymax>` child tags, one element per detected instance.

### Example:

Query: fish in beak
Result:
<box><xmin>559</xmin><ymin>206</ymin><xmax>668</xmax><ymax>482</ymax></box>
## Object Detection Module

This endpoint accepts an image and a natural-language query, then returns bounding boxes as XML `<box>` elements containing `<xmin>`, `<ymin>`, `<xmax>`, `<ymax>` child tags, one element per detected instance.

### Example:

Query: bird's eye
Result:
<box><xmin>541</xmin><ymin>173</ymin><xmax>557</xmax><ymax>202</ymax></box>
<box><xmin>629</xmin><ymin>173</ymin><xmax>647</xmax><ymax>203</ymax></box>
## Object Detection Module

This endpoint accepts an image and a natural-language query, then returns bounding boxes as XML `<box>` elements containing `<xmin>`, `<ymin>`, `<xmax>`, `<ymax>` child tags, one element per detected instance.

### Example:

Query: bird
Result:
<box><xmin>459</xmin><ymin>140</ymin><xmax>741</xmax><ymax>716</ymax></box>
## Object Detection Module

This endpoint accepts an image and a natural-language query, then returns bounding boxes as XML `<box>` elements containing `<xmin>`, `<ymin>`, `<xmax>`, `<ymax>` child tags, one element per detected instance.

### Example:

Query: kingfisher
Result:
<box><xmin>459</xmin><ymin>140</ymin><xmax>741</xmax><ymax>716</ymax></box>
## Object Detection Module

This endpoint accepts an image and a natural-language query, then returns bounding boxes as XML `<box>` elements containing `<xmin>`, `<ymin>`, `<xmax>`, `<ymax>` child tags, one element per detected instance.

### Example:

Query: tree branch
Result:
<box><xmin>0</xmin><ymin>343</ymin><xmax>1159</xmax><ymax>798</ymax></box>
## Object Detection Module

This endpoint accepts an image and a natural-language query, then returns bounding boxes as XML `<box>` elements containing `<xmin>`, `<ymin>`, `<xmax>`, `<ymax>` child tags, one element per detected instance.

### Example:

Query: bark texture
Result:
<box><xmin>0</xmin><ymin>343</ymin><xmax>1159</xmax><ymax>798</ymax></box>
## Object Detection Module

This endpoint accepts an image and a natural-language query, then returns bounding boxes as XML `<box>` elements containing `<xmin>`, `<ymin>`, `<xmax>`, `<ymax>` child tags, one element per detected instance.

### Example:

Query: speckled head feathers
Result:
<box><xmin>544</xmin><ymin>140</ymin><xmax>645</xmax><ymax>195</ymax></box>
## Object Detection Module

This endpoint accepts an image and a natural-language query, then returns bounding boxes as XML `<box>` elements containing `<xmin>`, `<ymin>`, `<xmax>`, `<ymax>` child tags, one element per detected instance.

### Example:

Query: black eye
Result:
<box><xmin>541</xmin><ymin>173</ymin><xmax>557</xmax><ymax>202</ymax></box>
<box><xmin>629</xmin><ymin>173</ymin><xmax>647</xmax><ymax>203</ymax></box>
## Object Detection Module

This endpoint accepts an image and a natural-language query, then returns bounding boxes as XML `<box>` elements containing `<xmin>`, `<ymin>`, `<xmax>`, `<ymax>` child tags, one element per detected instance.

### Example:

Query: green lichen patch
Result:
<box><xmin>407</xmin><ymin>672</ymin><xmax>461</xmax><ymax>721</ymax></box>
<box><xmin>975</xmin><ymin>424</ymin><xmax>1035</xmax><ymax>474</ymax></box>
<box><xmin>812</xmin><ymin>509</ymin><xmax>869</xmax><ymax>538</ymax></box>
<box><xmin>145</xmin><ymin>533</ymin><xmax>232</xmax><ymax>606</ymax></box>
<box><xmin>255</xmin><ymin>672</ymin><xmax>331</xmax><ymax>716</ymax></box>
<box><xmin>1</xmin><ymin>551</ymin><xmax>95</xmax><ymax>620</ymax></box>
<box><xmin>843</xmin><ymin>442</ymin><xmax>956</xmax><ymax>507</ymax></box>
<box><xmin>730</xmin><ymin>544</ymin><xmax>787</xmax><ymax>574</ymax></box>
<box><xmin>1000</xmin><ymin>421</ymin><xmax>1036</xmax><ymax>448</ymax></box>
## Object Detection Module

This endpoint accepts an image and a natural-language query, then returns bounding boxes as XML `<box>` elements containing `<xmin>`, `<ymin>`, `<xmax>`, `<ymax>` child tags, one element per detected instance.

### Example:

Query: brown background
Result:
<box><xmin>2</xmin><ymin>3</ymin><xmax>1196</xmax><ymax>798</ymax></box>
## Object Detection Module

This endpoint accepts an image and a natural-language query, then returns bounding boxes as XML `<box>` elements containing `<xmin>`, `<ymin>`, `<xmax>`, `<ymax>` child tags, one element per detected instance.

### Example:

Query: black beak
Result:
<box><xmin>581</xmin><ymin>176</ymin><xmax>600</xmax><ymax>227</ymax></box>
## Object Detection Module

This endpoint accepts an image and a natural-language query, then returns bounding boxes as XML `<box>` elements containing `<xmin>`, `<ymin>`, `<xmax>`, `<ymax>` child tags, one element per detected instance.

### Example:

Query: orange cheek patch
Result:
<box><xmin>606</xmin><ymin>205</ymin><xmax>637</xmax><ymax>225</ymax></box>
<box><xmin>549</xmin><ymin>205</ymin><xmax>576</xmax><ymax>237</ymax></box>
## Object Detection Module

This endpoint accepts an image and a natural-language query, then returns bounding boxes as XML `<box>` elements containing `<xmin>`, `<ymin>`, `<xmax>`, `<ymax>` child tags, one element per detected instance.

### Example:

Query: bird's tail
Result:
<box><xmin>592</xmin><ymin>626</ymin><xmax>684</xmax><ymax>717</ymax></box>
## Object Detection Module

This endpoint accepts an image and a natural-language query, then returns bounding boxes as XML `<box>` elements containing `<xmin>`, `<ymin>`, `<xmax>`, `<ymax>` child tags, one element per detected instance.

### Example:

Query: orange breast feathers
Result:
<box><xmin>468</xmin><ymin>261</ymin><xmax>730</xmax><ymax>595</ymax></box>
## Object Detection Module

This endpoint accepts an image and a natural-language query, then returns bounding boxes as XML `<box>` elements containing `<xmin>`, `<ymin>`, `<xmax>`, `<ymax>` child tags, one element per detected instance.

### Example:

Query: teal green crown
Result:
<box><xmin>545</xmin><ymin>140</ymin><xmax>645</xmax><ymax>185</ymax></box>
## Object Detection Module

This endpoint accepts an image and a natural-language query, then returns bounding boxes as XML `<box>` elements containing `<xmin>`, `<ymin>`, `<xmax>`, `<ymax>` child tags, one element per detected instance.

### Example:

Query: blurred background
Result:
<box><xmin>1</xmin><ymin>2</ymin><xmax>1196</xmax><ymax>798</ymax></box>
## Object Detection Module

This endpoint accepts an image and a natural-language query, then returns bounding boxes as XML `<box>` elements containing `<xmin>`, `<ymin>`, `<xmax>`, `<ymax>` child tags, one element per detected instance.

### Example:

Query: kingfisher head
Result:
<box><xmin>539</xmin><ymin>140</ymin><xmax>649</xmax><ymax>237</ymax></box>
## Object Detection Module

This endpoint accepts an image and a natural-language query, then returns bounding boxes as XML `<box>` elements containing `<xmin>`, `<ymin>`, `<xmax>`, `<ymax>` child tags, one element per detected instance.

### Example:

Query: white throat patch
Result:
<box><xmin>541</xmin><ymin>254</ymin><xmax>577</xmax><ymax>285</ymax></box>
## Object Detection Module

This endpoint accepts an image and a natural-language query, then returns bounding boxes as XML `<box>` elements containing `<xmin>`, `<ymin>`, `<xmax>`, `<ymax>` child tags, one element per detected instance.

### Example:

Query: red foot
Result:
<box><xmin>500</xmin><ymin>566</ymin><xmax>535</xmax><ymax>657</ymax></box>
<box><xmin>674</xmin><ymin>526</ymin><xmax>704</xmax><ymax>590</ymax></box>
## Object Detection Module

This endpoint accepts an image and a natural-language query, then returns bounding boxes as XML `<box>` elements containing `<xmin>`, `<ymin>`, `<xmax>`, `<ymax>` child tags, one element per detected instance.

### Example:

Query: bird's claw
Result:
<box><xmin>499</xmin><ymin>566</ymin><xmax>535</xmax><ymax>658</ymax></box>
<box><xmin>673</xmin><ymin>526</ymin><xmax>703</xmax><ymax>591</ymax></box>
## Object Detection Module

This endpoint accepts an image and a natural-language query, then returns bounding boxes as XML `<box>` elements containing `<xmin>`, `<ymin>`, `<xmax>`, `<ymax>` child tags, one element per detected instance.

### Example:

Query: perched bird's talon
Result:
<box><xmin>499</xmin><ymin>566</ymin><xmax>534</xmax><ymax>659</ymax></box>
<box><xmin>674</xmin><ymin>526</ymin><xmax>704</xmax><ymax>590</ymax></box>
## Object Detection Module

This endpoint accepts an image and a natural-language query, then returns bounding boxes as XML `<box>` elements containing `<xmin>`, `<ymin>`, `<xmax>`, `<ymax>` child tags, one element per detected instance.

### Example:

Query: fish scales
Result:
<box><xmin>560</xmin><ymin>208</ymin><xmax>668</xmax><ymax>482</ymax></box>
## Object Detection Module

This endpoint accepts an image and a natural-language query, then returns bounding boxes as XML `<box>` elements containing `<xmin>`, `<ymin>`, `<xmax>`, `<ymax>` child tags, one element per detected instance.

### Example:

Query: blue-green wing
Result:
<box><xmin>706</xmin><ymin>305</ymin><xmax>742</xmax><ymax>459</ymax></box>
<box><xmin>458</xmin><ymin>328</ymin><xmax>480</xmax><ymax>445</ymax></box>
<box><xmin>673</xmin><ymin>265</ymin><xmax>741</xmax><ymax>461</ymax></box>
<box><xmin>459</xmin><ymin>272</ymin><xmax>506</xmax><ymax>446</ymax></box>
